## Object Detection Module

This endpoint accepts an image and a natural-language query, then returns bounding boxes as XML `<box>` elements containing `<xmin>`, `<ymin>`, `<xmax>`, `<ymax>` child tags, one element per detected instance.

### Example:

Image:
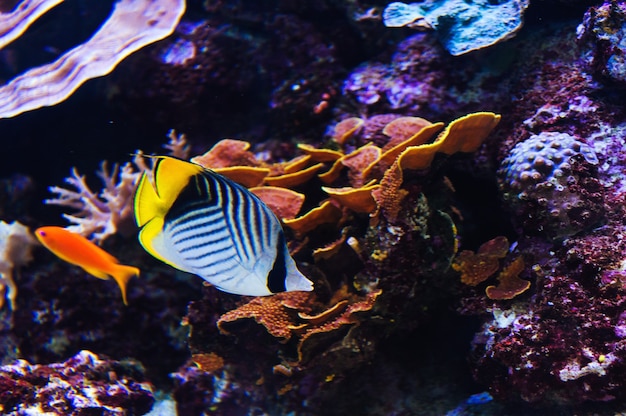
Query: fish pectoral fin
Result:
<box><xmin>82</xmin><ymin>266</ymin><xmax>110</xmax><ymax>281</ymax></box>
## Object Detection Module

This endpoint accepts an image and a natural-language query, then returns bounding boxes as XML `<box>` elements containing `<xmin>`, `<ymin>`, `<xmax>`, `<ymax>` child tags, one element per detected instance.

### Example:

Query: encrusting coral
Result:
<box><xmin>498</xmin><ymin>131</ymin><xmax>604</xmax><ymax>240</ymax></box>
<box><xmin>383</xmin><ymin>0</ymin><xmax>530</xmax><ymax>56</ymax></box>
<box><xmin>0</xmin><ymin>350</ymin><xmax>154</xmax><ymax>414</ymax></box>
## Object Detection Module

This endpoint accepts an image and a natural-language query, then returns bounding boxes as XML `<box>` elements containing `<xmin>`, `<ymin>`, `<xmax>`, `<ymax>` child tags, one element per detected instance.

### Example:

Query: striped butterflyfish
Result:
<box><xmin>133</xmin><ymin>156</ymin><xmax>314</xmax><ymax>296</ymax></box>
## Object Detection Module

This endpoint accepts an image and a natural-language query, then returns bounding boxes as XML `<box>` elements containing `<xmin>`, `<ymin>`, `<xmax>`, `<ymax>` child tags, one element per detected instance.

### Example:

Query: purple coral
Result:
<box><xmin>498</xmin><ymin>131</ymin><xmax>605</xmax><ymax>240</ymax></box>
<box><xmin>0</xmin><ymin>350</ymin><xmax>154</xmax><ymax>414</ymax></box>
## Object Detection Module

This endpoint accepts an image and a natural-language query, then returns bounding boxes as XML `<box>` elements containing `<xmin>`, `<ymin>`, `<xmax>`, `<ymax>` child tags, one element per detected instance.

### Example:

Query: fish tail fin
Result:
<box><xmin>110</xmin><ymin>264</ymin><xmax>140</xmax><ymax>306</ymax></box>
<box><xmin>284</xmin><ymin>255</ymin><xmax>314</xmax><ymax>292</ymax></box>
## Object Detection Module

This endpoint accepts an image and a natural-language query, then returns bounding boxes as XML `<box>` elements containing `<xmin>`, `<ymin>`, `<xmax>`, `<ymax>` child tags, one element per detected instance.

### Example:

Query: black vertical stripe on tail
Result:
<box><xmin>267</xmin><ymin>233</ymin><xmax>287</xmax><ymax>293</ymax></box>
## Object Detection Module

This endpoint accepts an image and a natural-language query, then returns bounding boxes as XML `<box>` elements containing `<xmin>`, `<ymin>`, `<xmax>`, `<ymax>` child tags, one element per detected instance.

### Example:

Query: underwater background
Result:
<box><xmin>2</xmin><ymin>0</ymin><xmax>626</xmax><ymax>415</ymax></box>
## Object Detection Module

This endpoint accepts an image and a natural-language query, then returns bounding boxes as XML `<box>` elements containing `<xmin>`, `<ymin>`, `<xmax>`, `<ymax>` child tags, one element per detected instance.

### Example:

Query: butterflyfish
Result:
<box><xmin>133</xmin><ymin>156</ymin><xmax>314</xmax><ymax>296</ymax></box>
<box><xmin>35</xmin><ymin>226</ymin><xmax>139</xmax><ymax>305</ymax></box>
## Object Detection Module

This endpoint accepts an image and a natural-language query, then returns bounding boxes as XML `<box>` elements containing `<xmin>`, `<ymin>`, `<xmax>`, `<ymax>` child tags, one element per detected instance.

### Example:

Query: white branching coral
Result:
<box><xmin>0</xmin><ymin>220</ymin><xmax>37</xmax><ymax>310</ymax></box>
<box><xmin>46</xmin><ymin>130</ymin><xmax>189</xmax><ymax>243</ymax></box>
<box><xmin>46</xmin><ymin>162</ymin><xmax>139</xmax><ymax>243</ymax></box>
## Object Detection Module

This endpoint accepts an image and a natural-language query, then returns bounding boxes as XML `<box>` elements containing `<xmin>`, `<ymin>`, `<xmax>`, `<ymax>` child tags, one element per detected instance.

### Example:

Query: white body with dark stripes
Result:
<box><xmin>148</xmin><ymin>167</ymin><xmax>313</xmax><ymax>296</ymax></box>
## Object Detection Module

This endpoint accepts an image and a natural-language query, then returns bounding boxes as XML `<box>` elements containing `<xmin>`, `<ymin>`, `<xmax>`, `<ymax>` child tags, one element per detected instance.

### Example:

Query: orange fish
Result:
<box><xmin>34</xmin><ymin>226</ymin><xmax>139</xmax><ymax>305</ymax></box>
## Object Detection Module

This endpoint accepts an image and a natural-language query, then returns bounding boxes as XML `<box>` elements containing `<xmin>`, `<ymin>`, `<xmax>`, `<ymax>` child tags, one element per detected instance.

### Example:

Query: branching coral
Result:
<box><xmin>46</xmin><ymin>162</ymin><xmax>139</xmax><ymax>243</ymax></box>
<box><xmin>45</xmin><ymin>130</ymin><xmax>189</xmax><ymax>243</ymax></box>
<box><xmin>0</xmin><ymin>0</ymin><xmax>185</xmax><ymax>119</ymax></box>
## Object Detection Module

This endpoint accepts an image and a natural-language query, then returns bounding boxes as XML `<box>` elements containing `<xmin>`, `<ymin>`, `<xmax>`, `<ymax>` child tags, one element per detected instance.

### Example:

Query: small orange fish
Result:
<box><xmin>34</xmin><ymin>226</ymin><xmax>139</xmax><ymax>305</ymax></box>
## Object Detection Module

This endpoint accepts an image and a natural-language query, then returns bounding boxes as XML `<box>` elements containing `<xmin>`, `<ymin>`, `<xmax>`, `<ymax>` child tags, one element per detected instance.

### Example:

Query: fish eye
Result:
<box><xmin>38</xmin><ymin>231</ymin><xmax>46</xmax><ymax>237</ymax></box>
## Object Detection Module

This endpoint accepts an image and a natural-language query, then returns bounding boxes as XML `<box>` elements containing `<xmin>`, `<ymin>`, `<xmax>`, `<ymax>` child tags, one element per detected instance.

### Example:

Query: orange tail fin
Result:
<box><xmin>110</xmin><ymin>264</ymin><xmax>140</xmax><ymax>306</ymax></box>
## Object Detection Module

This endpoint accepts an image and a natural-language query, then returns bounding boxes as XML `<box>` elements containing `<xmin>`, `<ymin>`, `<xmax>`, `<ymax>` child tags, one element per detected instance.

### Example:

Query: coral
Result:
<box><xmin>498</xmin><ymin>131</ymin><xmax>605</xmax><ymax>240</ymax></box>
<box><xmin>453</xmin><ymin>236</ymin><xmax>509</xmax><ymax>286</ymax></box>
<box><xmin>332</xmin><ymin>117</ymin><xmax>365</xmax><ymax>145</ymax></box>
<box><xmin>577</xmin><ymin>0</ymin><xmax>626</xmax><ymax>86</ymax></box>
<box><xmin>0</xmin><ymin>220</ymin><xmax>36</xmax><ymax>310</ymax></box>
<box><xmin>383</xmin><ymin>0</ymin><xmax>530</xmax><ymax>55</ymax></box>
<box><xmin>217</xmin><ymin>291</ymin><xmax>313</xmax><ymax>341</ymax></box>
<box><xmin>249</xmin><ymin>187</ymin><xmax>305</xmax><ymax>220</ymax></box>
<box><xmin>0</xmin><ymin>350</ymin><xmax>154</xmax><ymax>414</ymax></box>
<box><xmin>45</xmin><ymin>162</ymin><xmax>139</xmax><ymax>243</ymax></box>
<box><xmin>469</xmin><ymin>261</ymin><xmax>626</xmax><ymax>404</ymax></box>
<box><xmin>484</xmin><ymin>256</ymin><xmax>529</xmax><ymax>300</ymax></box>
<box><xmin>0</xmin><ymin>0</ymin><xmax>185</xmax><ymax>119</ymax></box>
<box><xmin>45</xmin><ymin>131</ymin><xmax>189</xmax><ymax>243</ymax></box>
<box><xmin>0</xmin><ymin>0</ymin><xmax>63</xmax><ymax>50</ymax></box>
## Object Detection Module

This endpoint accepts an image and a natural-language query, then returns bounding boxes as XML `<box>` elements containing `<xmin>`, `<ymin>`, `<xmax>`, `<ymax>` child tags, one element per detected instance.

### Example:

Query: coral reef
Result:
<box><xmin>0</xmin><ymin>350</ymin><xmax>154</xmax><ymax>415</ymax></box>
<box><xmin>8</xmin><ymin>0</ymin><xmax>626</xmax><ymax>414</ymax></box>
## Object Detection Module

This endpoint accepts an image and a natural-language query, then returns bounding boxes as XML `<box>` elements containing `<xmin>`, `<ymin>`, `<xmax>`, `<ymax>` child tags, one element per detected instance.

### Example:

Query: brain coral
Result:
<box><xmin>498</xmin><ymin>131</ymin><xmax>605</xmax><ymax>240</ymax></box>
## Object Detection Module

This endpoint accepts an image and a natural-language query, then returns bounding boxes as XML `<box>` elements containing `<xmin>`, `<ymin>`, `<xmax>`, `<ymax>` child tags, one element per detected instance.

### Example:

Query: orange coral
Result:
<box><xmin>250</xmin><ymin>186</ymin><xmax>305</xmax><ymax>220</ymax></box>
<box><xmin>312</xmin><ymin>232</ymin><xmax>348</xmax><ymax>261</ymax></box>
<box><xmin>192</xmin><ymin>352</ymin><xmax>225</xmax><ymax>373</ymax></box>
<box><xmin>453</xmin><ymin>236</ymin><xmax>509</xmax><ymax>286</ymax></box>
<box><xmin>217</xmin><ymin>291</ymin><xmax>314</xmax><ymax>341</ymax></box>
<box><xmin>217</xmin><ymin>286</ymin><xmax>382</xmax><ymax>365</ymax></box>
<box><xmin>341</xmin><ymin>144</ymin><xmax>382</xmax><ymax>187</ymax></box>
<box><xmin>333</xmin><ymin>117</ymin><xmax>364</xmax><ymax>145</ymax></box>
<box><xmin>398</xmin><ymin>112</ymin><xmax>500</xmax><ymax>171</ymax></box>
<box><xmin>214</xmin><ymin>166</ymin><xmax>270</xmax><ymax>188</ymax></box>
<box><xmin>296</xmin><ymin>289</ymin><xmax>381</xmax><ymax>363</ymax></box>
<box><xmin>485</xmin><ymin>256</ymin><xmax>529</xmax><ymax>300</ymax></box>
<box><xmin>297</xmin><ymin>144</ymin><xmax>343</xmax><ymax>162</ymax></box>
<box><xmin>371</xmin><ymin>160</ymin><xmax>407</xmax><ymax>223</ymax></box>
<box><xmin>364</xmin><ymin>122</ymin><xmax>444</xmax><ymax>178</ymax></box>
<box><xmin>191</xmin><ymin>139</ymin><xmax>260</xmax><ymax>168</ymax></box>
<box><xmin>322</xmin><ymin>180</ymin><xmax>380</xmax><ymax>214</ymax></box>
<box><xmin>381</xmin><ymin>116</ymin><xmax>434</xmax><ymax>148</ymax></box>
<box><xmin>283</xmin><ymin>200</ymin><xmax>343</xmax><ymax>236</ymax></box>
<box><xmin>264</xmin><ymin>163</ymin><xmax>324</xmax><ymax>188</ymax></box>
<box><xmin>437</xmin><ymin>112</ymin><xmax>501</xmax><ymax>155</ymax></box>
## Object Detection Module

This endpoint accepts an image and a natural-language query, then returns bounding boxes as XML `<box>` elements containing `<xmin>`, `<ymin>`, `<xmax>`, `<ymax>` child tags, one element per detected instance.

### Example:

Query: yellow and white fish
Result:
<box><xmin>133</xmin><ymin>156</ymin><xmax>314</xmax><ymax>296</ymax></box>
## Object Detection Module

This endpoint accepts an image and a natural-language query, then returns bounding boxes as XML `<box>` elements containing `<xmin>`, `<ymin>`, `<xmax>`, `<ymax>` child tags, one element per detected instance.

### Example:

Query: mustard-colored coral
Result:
<box><xmin>453</xmin><ymin>236</ymin><xmax>509</xmax><ymax>286</ymax></box>
<box><xmin>486</xmin><ymin>256</ymin><xmax>530</xmax><ymax>300</ymax></box>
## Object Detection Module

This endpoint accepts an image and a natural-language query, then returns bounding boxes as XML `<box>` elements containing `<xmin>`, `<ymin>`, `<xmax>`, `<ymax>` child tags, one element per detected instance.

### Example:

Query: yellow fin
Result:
<box><xmin>134</xmin><ymin>171</ymin><xmax>160</xmax><ymax>228</ymax></box>
<box><xmin>137</xmin><ymin>217</ymin><xmax>171</xmax><ymax>265</ymax></box>
<box><xmin>82</xmin><ymin>266</ymin><xmax>110</xmax><ymax>281</ymax></box>
<box><xmin>134</xmin><ymin>156</ymin><xmax>203</xmax><ymax>228</ymax></box>
<box><xmin>109</xmin><ymin>264</ymin><xmax>140</xmax><ymax>306</ymax></box>
<box><xmin>153</xmin><ymin>156</ymin><xmax>203</xmax><ymax>205</ymax></box>
<box><xmin>135</xmin><ymin>157</ymin><xmax>210</xmax><ymax>269</ymax></box>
